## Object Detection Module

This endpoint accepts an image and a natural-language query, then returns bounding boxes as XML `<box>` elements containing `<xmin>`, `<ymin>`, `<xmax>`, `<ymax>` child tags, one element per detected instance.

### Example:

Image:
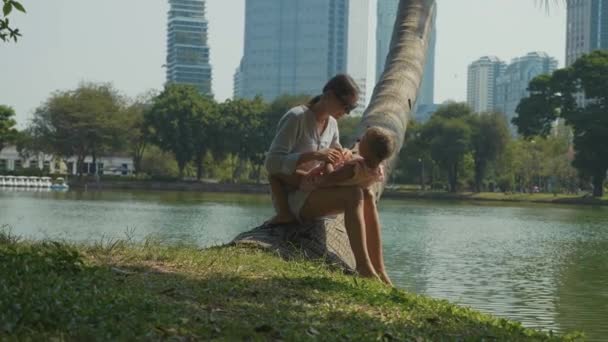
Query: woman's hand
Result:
<box><xmin>317</xmin><ymin>148</ymin><xmax>343</xmax><ymax>164</ymax></box>
<box><xmin>340</xmin><ymin>148</ymin><xmax>353</xmax><ymax>161</ymax></box>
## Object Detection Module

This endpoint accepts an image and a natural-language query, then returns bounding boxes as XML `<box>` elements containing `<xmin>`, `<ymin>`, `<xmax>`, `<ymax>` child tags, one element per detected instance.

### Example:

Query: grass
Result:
<box><xmin>385</xmin><ymin>189</ymin><xmax>608</xmax><ymax>206</ymax></box>
<box><xmin>0</xmin><ymin>230</ymin><xmax>582</xmax><ymax>341</ymax></box>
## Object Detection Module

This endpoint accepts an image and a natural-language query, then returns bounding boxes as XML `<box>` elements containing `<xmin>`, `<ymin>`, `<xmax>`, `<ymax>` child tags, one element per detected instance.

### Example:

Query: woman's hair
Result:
<box><xmin>307</xmin><ymin>74</ymin><xmax>360</xmax><ymax>107</ymax></box>
<box><xmin>365</xmin><ymin>127</ymin><xmax>396</xmax><ymax>163</ymax></box>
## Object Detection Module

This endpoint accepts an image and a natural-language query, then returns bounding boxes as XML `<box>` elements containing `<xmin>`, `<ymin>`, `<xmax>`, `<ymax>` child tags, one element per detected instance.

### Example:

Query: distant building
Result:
<box><xmin>376</xmin><ymin>0</ymin><xmax>437</xmax><ymax>121</ymax></box>
<box><xmin>494</xmin><ymin>52</ymin><xmax>558</xmax><ymax>127</ymax></box>
<box><xmin>466</xmin><ymin>56</ymin><xmax>506</xmax><ymax>113</ymax></box>
<box><xmin>236</xmin><ymin>0</ymin><xmax>349</xmax><ymax>101</ymax></box>
<box><xmin>166</xmin><ymin>0</ymin><xmax>213</xmax><ymax>95</ymax></box>
<box><xmin>566</xmin><ymin>0</ymin><xmax>608</xmax><ymax>66</ymax></box>
<box><xmin>347</xmin><ymin>0</ymin><xmax>372</xmax><ymax>114</ymax></box>
<box><xmin>233</xmin><ymin>63</ymin><xmax>243</xmax><ymax>99</ymax></box>
<box><xmin>0</xmin><ymin>146</ymin><xmax>134</xmax><ymax>176</ymax></box>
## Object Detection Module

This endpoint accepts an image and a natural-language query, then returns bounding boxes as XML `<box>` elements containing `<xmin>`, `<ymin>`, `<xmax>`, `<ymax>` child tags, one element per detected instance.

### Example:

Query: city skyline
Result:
<box><xmin>0</xmin><ymin>0</ymin><xmax>567</xmax><ymax>125</ymax></box>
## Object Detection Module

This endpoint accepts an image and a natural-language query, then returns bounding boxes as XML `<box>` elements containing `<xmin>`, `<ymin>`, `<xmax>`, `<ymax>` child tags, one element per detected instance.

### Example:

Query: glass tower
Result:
<box><xmin>166</xmin><ymin>0</ymin><xmax>213</xmax><ymax>95</ymax></box>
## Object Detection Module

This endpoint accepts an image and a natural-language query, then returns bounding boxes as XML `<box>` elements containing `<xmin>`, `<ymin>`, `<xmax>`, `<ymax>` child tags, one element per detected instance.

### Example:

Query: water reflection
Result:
<box><xmin>1</xmin><ymin>190</ymin><xmax>607</xmax><ymax>339</ymax></box>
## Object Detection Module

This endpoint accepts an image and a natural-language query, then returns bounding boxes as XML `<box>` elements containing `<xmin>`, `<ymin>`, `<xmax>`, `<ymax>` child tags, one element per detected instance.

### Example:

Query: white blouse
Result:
<box><xmin>264</xmin><ymin>105</ymin><xmax>342</xmax><ymax>175</ymax></box>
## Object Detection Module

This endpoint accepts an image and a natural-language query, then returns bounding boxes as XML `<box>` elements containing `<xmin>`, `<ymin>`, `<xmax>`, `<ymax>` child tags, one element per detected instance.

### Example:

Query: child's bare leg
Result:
<box><xmin>362</xmin><ymin>189</ymin><xmax>393</xmax><ymax>286</ymax></box>
<box><xmin>267</xmin><ymin>173</ymin><xmax>301</xmax><ymax>224</ymax></box>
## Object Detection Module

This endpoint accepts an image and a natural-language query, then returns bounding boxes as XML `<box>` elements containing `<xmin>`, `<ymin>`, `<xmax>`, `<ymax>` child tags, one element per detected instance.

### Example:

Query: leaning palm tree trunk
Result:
<box><xmin>231</xmin><ymin>0</ymin><xmax>437</xmax><ymax>271</ymax></box>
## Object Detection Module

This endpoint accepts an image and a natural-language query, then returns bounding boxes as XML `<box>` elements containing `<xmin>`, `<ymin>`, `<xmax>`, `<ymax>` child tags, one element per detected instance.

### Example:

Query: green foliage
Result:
<box><xmin>216</xmin><ymin>97</ymin><xmax>268</xmax><ymax>181</ymax></box>
<box><xmin>139</xmin><ymin>145</ymin><xmax>180</xmax><ymax>178</ymax></box>
<box><xmin>422</xmin><ymin>103</ymin><xmax>473</xmax><ymax>192</ymax></box>
<box><xmin>514</xmin><ymin>51</ymin><xmax>608</xmax><ymax>196</ymax></box>
<box><xmin>0</xmin><ymin>0</ymin><xmax>25</xmax><ymax>42</ymax></box>
<box><xmin>0</xmin><ymin>235</ymin><xmax>578</xmax><ymax>340</ymax></box>
<box><xmin>144</xmin><ymin>84</ymin><xmax>211</xmax><ymax>178</ymax></box>
<box><xmin>123</xmin><ymin>91</ymin><xmax>157</xmax><ymax>174</ymax></box>
<box><xmin>0</xmin><ymin>104</ymin><xmax>18</xmax><ymax>152</ymax></box>
<box><xmin>470</xmin><ymin>112</ymin><xmax>510</xmax><ymax>192</ymax></box>
<box><xmin>27</xmin><ymin>83</ymin><xmax>127</xmax><ymax>176</ymax></box>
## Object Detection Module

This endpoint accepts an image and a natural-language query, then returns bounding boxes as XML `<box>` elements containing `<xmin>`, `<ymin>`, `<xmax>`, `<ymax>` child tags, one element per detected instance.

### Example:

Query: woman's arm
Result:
<box><xmin>264</xmin><ymin>112</ymin><xmax>304</xmax><ymax>175</ymax></box>
<box><xmin>264</xmin><ymin>111</ymin><xmax>342</xmax><ymax>175</ymax></box>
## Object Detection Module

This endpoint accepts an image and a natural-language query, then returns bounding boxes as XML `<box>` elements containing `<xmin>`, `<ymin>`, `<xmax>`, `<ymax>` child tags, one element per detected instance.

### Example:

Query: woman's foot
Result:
<box><xmin>356</xmin><ymin>266</ymin><xmax>381</xmax><ymax>281</ymax></box>
<box><xmin>379</xmin><ymin>271</ymin><xmax>393</xmax><ymax>287</ymax></box>
<box><xmin>265</xmin><ymin>212</ymin><xmax>297</xmax><ymax>225</ymax></box>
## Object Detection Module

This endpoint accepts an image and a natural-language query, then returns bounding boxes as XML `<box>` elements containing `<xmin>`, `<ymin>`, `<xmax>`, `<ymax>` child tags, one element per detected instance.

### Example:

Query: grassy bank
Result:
<box><xmin>384</xmin><ymin>190</ymin><xmax>608</xmax><ymax>206</ymax></box>
<box><xmin>0</xmin><ymin>235</ymin><xmax>581</xmax><ymax>341</ymax></box>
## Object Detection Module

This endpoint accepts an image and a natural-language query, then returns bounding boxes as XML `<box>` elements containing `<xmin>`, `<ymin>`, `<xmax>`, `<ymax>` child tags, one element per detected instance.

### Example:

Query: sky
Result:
<box><xmin>0</xmin><ymin>0</ymin><xmax>566</xmax><ymax>126</ymax></box>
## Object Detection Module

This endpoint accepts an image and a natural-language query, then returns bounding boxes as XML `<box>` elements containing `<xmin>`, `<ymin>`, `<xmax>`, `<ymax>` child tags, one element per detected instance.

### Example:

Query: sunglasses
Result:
<box><xmin>336</xmin><ymin>94</ymin><xmax>358</xmax><ymax>114</ymax></box>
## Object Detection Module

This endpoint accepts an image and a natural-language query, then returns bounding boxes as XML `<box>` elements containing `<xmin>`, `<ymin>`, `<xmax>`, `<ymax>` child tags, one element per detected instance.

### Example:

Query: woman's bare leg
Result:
<box><xmin>300</xmin><ymin>187</ymin><xmax>379</xmax><ymax>279</ymax></box>
<box><xmin>362</xmin><ymin>189</ymin><xmax>392</xmax><ymax>286</ymax></box>
<box><xmin>268</xmin><ymin>175</ymin><xmax>296</xmax><ymax>224</ymax></box>
<box><xmin>267</xmin><ymin>173</ymin><xmax>303</xmax><ymax>224</ymax></box>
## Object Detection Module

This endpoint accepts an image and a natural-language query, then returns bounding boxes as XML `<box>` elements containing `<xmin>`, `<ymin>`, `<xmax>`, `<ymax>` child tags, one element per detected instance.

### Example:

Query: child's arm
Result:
<box><xmin>316</xmin><ymin>163</ymin><xmax>356</xmax><ymax>188</ymax></box>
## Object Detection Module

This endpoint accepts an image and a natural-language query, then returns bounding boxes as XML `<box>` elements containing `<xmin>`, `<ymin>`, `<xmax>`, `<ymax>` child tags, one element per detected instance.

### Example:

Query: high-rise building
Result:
<box><xmin>495</xmin><ymin>52</ymin><xmax>558</xmax><ymax>126</ymax></box>
<box><xmin>166</xmin><ymin>0</ymin><xmax>213</xmax><ymax>95</ymax></box>
<box><xmin>236</xmin><ymin>0</ymin><xmax>349</xmax><ymax>101</ymax></box>
<box><xmin>376</xmin><ymin>0</ymin><xmax>436</xmax><ymax>121</ymax></box>
<box><xmin>233</xmin><ymin>63</ymin><xmax>243</xmax><ymax>99</ymax></box>
<box><xmin>466</xmin><ymin>56</ymin><xmax>506</xmax><ymax>113</ymax></box>
<box><xmin>347</xmin><ymin>0</ymin><xmax>372</xmax><ymax>115</ymax></box>
<box><xmin>566</xmin><ymin>0</ymin><xmax>608</xmax><ymax>66</ymax></box>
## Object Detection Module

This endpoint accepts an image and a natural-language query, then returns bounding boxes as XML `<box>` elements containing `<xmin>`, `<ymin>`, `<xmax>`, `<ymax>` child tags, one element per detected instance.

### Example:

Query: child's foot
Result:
<box><xmin>266</xmin><ymin>212</ymin><xmax>297</xmax><ymax>225</ymax></box>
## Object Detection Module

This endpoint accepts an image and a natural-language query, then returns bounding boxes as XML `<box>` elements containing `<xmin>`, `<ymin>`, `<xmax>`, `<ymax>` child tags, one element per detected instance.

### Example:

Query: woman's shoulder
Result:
<box><xmin>279</xmin><ymin>105</ymin><xmax>308</xmax><ymax>125</ymax></box>
<box><xmin>285</xmin><ymin>105</ymin><xmax>308</xmax><ymax>118</ymax></box>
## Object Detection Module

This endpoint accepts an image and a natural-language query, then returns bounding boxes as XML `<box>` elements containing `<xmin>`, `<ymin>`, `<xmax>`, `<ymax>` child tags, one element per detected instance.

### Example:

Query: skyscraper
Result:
<box><xmin>235</xmin><ymin>0</ymin><xmax>349</xmax><ymax>101</ymax></box>
<box><xmin>376</xmin><ymin>0</ymin><xmax>436</xmax><ymax>120</ymax></box>
<box><xmin>347</xmin><ymin>0</ymin><xmax>372</xmax><ymax>115</ymax></box>
<box><xmin>494</xmin><ymin>52</ymin><xmax>558</xmax><ymax>126</ymax></box>
<box><xmin>466</xmin><ymin>56</ymin><xmax>506</xmax><ymax>113</ymax></box>
<box><xmin>566</xmin><ymin>0</ymin><xmax>608</xmax><ymax>66</ymax></box>
<box><xmin>166</xmin><ymin>0</ymin><xmax>212</xmax><ymax>95</ymax></box>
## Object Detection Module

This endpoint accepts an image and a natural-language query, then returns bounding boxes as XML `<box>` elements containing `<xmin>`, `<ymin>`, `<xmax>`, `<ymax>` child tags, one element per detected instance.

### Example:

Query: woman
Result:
<box><xmin>264</xmin><ymin>74</ymin><xmax>392</xmax><ymax>285</ymax></box>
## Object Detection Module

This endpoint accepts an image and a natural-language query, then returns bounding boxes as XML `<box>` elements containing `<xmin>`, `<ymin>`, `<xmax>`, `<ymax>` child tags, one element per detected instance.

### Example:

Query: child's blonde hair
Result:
<box><xmin>364</xmin><ymin>127</ymin><xmax>396</xmax><ymax>164</ymax></box>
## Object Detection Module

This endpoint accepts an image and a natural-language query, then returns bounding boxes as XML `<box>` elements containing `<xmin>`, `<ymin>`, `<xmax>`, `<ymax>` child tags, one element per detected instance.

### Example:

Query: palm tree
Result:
<box><xmin>233</xmin><ymin>0</ymin><xmax>560</xmax><ymax>269</ymax></box>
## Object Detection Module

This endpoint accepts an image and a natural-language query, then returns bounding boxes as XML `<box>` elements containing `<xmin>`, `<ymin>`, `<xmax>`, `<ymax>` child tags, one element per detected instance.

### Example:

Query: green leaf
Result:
<box><xmin>3</xmin><ymin>2</ymin><xmax>12</xmax><ymax>16</ymax></box>
<box><xmin>10</xmin><ymin>1</ymin><xmax>24</xmax><ymax>13</ymax></box>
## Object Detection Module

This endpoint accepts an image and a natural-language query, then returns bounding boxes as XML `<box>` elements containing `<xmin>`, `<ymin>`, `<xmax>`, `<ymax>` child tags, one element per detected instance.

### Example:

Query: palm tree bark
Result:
<box><xmin>231</xmin><ymin>0</ymin><xmax>437</xmax><ymax>271</ymax></box>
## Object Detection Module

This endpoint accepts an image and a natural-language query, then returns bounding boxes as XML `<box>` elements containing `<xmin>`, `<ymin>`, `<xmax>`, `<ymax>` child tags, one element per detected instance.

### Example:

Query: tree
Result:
<box><xmin>0</xmin><ymin>104</ymin><xmax>18</xmax><ymax>152</ymax></box>
<box><xmin>514</xmin><ymin>51</ymin><xmax>608</xmax><ymax>197</ymax></box>
<box><xmin>423</xmin><ymin>116</ymin><xmax>471</xmax><ymax>192</ymax></box>
<box><xmin>1</xmin><ymin>0</ymin><xmax>24</xmax><ymax>42</ymax></box>
<box><xmin>470</xmin><ymin>112</ymin><xmax>510</xmax><ymax>192</ymax></box>
<box><xmin>145</xmin><ymin>84</ymin><xmax>207</xmax><ymax>179</ymax></box>
<box><xmin>123</xmin><ymin>99</ymin><xmax>152</xmax><ymax>175</ymax></box>
<box><xmin>191</xmin><ymin>95</ymin><xmax>219</xmax><ymax>180</ymax></box>
<box><xmin>28</xmin><ymin>83</ymin><xmax>127</xmax><ymax>176</ymax></box>
<box><xmin>218</xmin><ymin>97</ymin><xmax>268</xmax><ymax>182</ymax></box>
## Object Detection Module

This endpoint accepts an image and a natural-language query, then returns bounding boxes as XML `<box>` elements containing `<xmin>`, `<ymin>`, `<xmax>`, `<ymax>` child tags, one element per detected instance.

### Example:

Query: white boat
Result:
<box><xmin>28</xmin><ymin>176</ymin><xmax>41</xmax><ymax>187</ymax></box>
<box><xmin>40</xmin><ymin>176</ymin><xmax>52</xmax><ymax>188</ymax></box>
<box><xmin>50</xmin><ymin>177</ymin><xmax>69</xmax><ymax>190</ymax></box>
<box><xmin>4</xmin><ymin>176</ymin><xmax>15</xmax><ymax>187</ymax></box>
<box><xmin>15</xmin><ymin>176</ymin><xmax>27</xmax><ymax>187</ymax></box>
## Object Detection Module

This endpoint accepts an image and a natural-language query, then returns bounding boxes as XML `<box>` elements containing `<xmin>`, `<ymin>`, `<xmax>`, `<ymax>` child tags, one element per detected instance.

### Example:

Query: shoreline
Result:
<box><xmin>68</xmin><ymin>180</ymin><xmax>608</xmax><ymax>206</ymax></box>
